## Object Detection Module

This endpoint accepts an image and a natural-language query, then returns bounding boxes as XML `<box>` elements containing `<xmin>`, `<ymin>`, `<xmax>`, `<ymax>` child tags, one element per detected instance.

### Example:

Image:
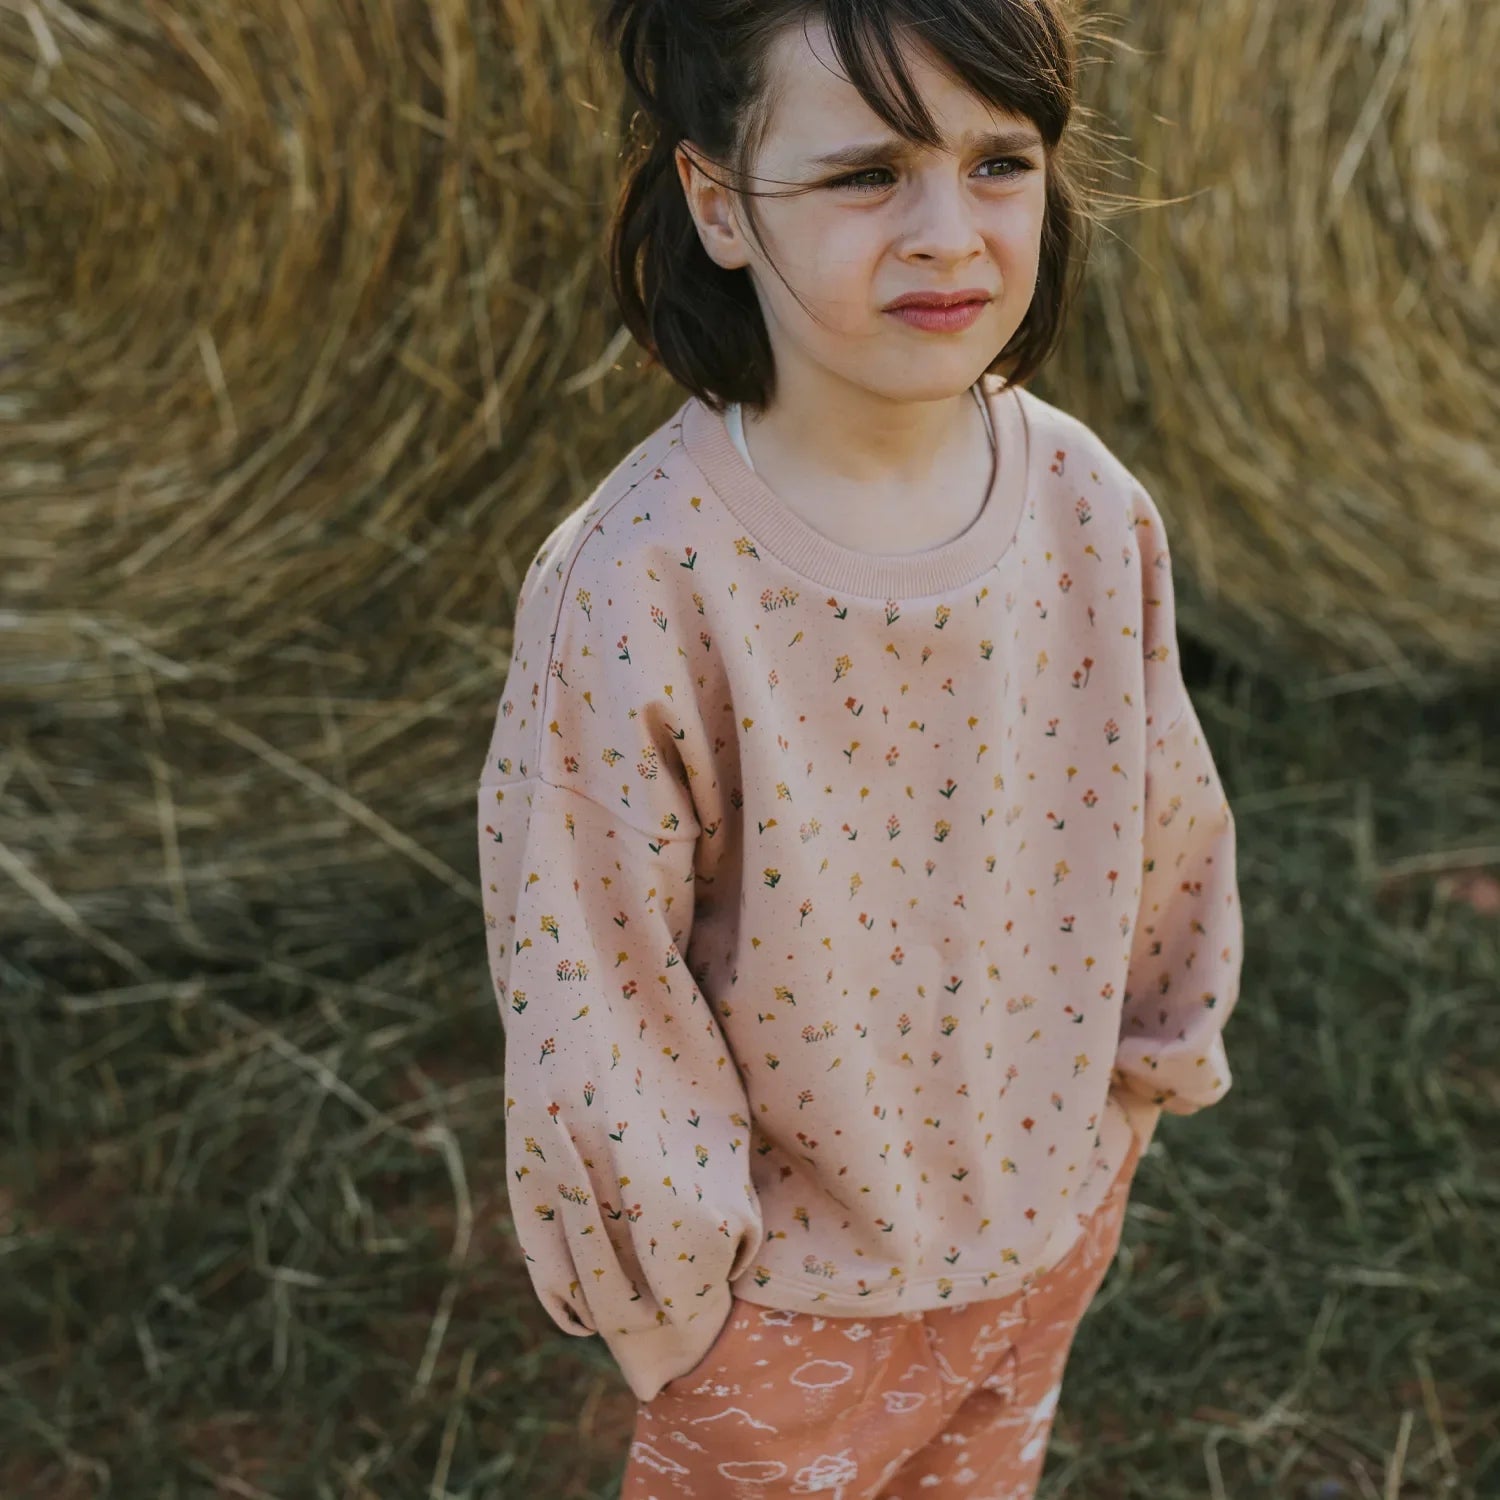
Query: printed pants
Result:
<box><xmin>621</xmin><ymin>1129</ymin><xmax>1144</xmax><ymax>1500</ymax></box>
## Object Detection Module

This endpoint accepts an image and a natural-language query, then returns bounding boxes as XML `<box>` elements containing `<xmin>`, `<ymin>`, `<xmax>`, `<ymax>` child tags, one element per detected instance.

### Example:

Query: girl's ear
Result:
<box><xmin>675</xmin><ymin>141</ymin><xmax>750</xmax><ymax>272</ymax></box>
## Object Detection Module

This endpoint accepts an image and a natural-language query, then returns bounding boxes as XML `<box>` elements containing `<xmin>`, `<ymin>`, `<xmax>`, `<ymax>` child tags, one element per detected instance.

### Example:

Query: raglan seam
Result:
<box><xmin>531</xmin><ymin>429</ymin><xmax>692</xmax><ymax>762</ymax></box>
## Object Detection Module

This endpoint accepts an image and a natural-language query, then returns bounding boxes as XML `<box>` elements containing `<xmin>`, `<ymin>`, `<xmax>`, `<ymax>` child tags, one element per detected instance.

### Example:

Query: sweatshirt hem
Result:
<box><xmin>726</xmin><ymin>1098</ymin><xmax>1147</xmax><ymax>1319</ymax></box>
<box><xmin>728</xmin><ymin>1263</ymin><xmax>1044</xmax><ymax>1319</ymax></box>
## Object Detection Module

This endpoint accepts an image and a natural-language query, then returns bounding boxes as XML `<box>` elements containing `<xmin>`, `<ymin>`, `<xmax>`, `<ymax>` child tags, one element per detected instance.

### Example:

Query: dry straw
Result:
<box><xmin>1</xmin><ymin>0</ymin><xmax>1494</xmax><ymax>973</ymax></box>
<box><xmin>1</xmin><ymin>0</ymin><xmax>679</xmax><ymax>972</ymax></box>
<box><xmin>1051</xmin><ymin>0</ymin><xmax>1499</xmax><ymax>686</ymax></box>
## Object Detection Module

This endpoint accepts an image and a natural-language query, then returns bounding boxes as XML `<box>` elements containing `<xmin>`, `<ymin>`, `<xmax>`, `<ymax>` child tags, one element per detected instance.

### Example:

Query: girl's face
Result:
<box><xmin>677</xmin><ymin>19</ymin><xmax>1050</xmax><ymax>409</ymax></box>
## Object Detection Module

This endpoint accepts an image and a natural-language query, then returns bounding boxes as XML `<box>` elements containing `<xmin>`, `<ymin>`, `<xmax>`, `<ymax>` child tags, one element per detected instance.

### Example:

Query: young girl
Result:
<box><xmin>477</xmin><ymin>2</ymin><xmax>1242</xmax><ymax>1495</ymax></box>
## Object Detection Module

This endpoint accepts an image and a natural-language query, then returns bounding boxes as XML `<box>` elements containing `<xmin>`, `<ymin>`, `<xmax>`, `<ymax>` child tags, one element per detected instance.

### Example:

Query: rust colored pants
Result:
<box><xmin>621</xmin><ymin>1129</ymin><xmax>1144</xmax><ymax>1500</ymax></box>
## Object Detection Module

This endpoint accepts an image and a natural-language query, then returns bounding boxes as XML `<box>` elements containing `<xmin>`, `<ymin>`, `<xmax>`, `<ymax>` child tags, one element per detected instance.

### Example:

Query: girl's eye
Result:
<box><xmin>832</xmin><ymin>157</ymin><xmax>1035</xmax><ymax>194</ymax></box>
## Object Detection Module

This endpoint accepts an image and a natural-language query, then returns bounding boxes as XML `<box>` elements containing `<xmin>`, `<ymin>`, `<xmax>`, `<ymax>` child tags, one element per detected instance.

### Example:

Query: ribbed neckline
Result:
<box><xmin>680</xmin><ymin>375</ymin><xmax>1032</xmax><ymax>599</ymax></box>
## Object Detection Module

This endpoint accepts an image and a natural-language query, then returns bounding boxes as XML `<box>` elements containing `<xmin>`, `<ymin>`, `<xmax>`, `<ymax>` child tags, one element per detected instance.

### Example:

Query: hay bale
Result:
<box><xmin>1047</xmin><ymin>0</ymin><xmax>1500</xmax><ymax>687</ymax></box>
<box><xmin>0</xmin><ymin>0</ymin><xmax>679</xmax><ymax>973</ymax></box>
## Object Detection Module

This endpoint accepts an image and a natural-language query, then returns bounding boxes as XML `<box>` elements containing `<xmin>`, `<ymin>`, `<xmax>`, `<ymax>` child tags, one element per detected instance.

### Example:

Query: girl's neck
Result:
<box><xmin>737</xmin><ymin>382</ymin><xmax>998</xmax><ymax>555</ymax></box>
<box><xmin>743</xmin><ymin>378</ymin><xmax>987</xmax><ymax>490</ymax></box>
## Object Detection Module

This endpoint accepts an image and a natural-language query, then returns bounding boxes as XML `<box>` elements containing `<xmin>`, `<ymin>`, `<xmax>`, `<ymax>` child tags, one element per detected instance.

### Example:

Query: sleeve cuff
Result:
<box><xmin>609</xmin><ymin>1280</ymin><xmax>738</xmax><ymax>1405</ymax></box>
<box><xmin>1112</xmin><ymin>1086</ymin><xmax>1165</xmax><ymax>1155</ymax></box>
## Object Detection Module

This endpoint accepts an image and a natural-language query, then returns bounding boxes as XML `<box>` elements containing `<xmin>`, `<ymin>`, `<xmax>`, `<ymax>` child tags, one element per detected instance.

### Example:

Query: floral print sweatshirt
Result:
<box><xmin>476</xmin><ymin>375</ymin><xmax>1241</xmax><ymax>1403</ymax></box>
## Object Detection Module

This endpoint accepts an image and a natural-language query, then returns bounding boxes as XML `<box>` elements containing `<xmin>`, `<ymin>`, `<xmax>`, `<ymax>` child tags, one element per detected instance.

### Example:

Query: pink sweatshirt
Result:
<box><xmin>476</xmin><ymin>375</ymin><xmax>1241</xmax><ymax>1403</ymax></box>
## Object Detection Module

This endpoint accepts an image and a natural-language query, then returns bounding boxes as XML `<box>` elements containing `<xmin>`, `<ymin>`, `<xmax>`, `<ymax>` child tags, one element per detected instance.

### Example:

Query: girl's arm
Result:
<box><xmin>477</xmin><ymin>525</ymin><xmax>764</xmax><ymax>1404</ymax></box>
<box><xmin>1111</xmin><ymin>487</ymin><xmax>1243</xmax><ymax>1130</ymax></box>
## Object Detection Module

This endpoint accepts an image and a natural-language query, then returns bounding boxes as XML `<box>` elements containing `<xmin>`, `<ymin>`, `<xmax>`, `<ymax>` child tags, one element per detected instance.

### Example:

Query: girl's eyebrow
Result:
<box><xmin>808</xmin><ymin>127</ymin><xmax>1043</xmax><ymax>171</ymax></box>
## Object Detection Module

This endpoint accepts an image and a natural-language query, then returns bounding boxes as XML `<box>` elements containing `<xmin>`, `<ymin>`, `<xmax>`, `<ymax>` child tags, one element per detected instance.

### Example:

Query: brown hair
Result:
<box><xmin>594</xmin><ymin>0</ymin><xmax>1096</xmax><ymax>416</ymax></box>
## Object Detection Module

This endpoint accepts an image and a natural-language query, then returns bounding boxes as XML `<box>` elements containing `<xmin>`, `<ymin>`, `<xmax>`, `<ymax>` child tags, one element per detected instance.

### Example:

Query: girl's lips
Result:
<box><xmin>885</xmin><ymin>300</ymin><xmax>989</xmax><ymax>332</ymax></box>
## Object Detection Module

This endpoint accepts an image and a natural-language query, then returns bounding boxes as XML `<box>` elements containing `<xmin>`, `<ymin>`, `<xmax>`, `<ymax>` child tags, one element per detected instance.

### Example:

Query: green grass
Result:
<box><xmin>6</xmin><ymin>668</ymin><xmax>1498</xmax><ymax>1499</ymax></box>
